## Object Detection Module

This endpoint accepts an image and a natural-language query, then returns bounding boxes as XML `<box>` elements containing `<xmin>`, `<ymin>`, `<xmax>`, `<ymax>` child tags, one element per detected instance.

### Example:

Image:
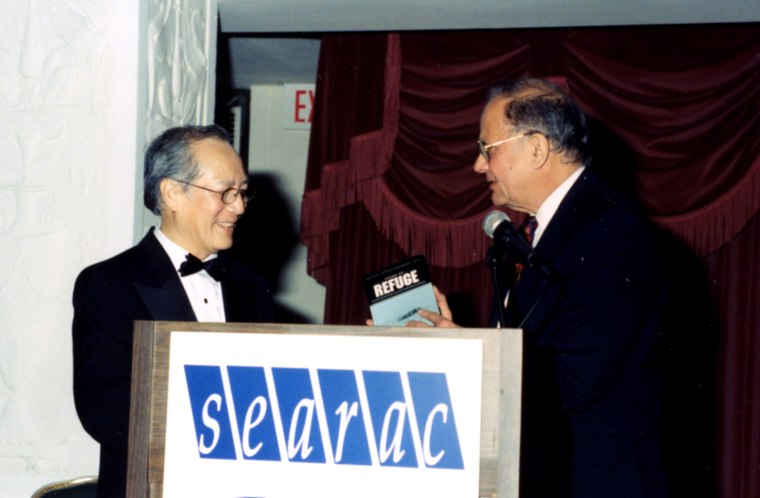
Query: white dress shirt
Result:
<box><xmin>153</xmin><ymin>227</ymin><xmax>226</xmax><ymax>322</ymax></box>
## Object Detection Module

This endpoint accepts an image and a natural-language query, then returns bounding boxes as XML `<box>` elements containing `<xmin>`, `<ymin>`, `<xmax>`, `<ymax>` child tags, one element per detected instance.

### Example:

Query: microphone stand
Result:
<box><xmin>486</xmin><ymin>244</ymin><xmax>507</xmax><ymax>327</ymax></box>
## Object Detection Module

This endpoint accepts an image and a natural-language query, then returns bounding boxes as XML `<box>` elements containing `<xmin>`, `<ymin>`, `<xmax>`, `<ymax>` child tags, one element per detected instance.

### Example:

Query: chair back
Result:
<box><xmin>31</xmin><ymin>476</ymin><xmax>97</xmax><ymax>498</ymax></box>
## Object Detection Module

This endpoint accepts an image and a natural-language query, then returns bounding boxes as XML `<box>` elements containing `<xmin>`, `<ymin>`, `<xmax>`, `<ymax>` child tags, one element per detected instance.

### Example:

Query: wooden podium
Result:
<box><xmin>126</xmin><ymin>322</ymin><xmax>522</xmax><ymax>497</ymax></box>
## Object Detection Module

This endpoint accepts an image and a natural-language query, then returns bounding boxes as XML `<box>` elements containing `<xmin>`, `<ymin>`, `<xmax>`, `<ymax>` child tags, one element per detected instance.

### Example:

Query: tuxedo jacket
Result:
<box><xmin>72</xmin><ymin>229</ymin><xmax>273</xmax><ymax>498</ymax></box>
<box><xmin>506</xmin><ymin>171</ymin><xmax>670</xmax><ymax>498</ymax></box>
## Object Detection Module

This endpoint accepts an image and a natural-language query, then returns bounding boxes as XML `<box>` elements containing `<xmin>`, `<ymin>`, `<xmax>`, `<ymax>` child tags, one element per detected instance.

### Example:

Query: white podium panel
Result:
<box><xmin>127</xmin><ymin>322</ymin><xmax>522</xmax><ymax>498</ymax></box>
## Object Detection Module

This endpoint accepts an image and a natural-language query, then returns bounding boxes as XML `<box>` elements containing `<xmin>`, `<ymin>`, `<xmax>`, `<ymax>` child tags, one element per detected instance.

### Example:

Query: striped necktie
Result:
<box><xmin>514</xmin><ymin>216</ymin><xmax>538</xmax><ymax>282</ymax></box>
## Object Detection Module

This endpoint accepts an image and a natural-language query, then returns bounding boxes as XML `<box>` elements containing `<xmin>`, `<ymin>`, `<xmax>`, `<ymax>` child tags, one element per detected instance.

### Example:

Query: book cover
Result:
<box><xmin>363</xmin><ymin>255</ymin><xmax>439</xmax><ymax>326</ymax></box>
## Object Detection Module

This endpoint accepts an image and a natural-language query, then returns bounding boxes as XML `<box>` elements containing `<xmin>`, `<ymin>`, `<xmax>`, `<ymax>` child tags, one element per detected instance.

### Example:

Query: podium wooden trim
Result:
<box><xmin>126</xmin><ymin>321</ymin><xmax>522</xmax><ymax>497</ymax></box>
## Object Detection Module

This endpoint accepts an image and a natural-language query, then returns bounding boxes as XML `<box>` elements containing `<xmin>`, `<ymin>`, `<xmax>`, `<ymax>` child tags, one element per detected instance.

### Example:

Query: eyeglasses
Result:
<box><xmin>175</xmin><ymin>180</ymin><xmax>255</xmax><ymax>205</ymax></box>
<box><xmin>477</xmin><ymin>131</ymin><xmax>536</xmax><ymax>162</ymax></box>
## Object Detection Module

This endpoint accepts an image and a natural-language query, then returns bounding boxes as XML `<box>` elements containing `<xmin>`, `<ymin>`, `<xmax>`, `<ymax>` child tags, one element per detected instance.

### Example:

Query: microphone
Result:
<box><xmin>482</xmin><ymin>210</ymin><xmax>552</xmax><ymax>276</ymax></box>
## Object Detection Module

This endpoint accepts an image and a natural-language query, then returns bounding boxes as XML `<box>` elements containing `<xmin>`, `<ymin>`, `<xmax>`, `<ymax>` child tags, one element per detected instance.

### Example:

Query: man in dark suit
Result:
<box><xmin>72</xmin><ymin>125</ymin><xmax>273</xmax><ymax>498</ymax></box>
<box><xmin>416</xmin><ymin>78</ymin><xmax>670</xmax><ymax>498</ymax></box>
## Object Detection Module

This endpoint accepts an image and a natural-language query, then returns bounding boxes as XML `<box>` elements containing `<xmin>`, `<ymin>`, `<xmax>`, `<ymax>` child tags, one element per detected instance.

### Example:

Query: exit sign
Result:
<box><xmin>283</xmin><ymin>84</ymin><xmax>315</xmax><ymax>130</ymax></box>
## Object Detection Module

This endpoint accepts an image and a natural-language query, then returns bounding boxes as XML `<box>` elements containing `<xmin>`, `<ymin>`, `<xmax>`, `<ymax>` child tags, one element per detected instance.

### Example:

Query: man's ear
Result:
<box><xmin>159</xmin><ymin>178</ymin><xmax>182</xmax><ymax>211</ymax></box>
<box><xmin>530</xmin><ymin>133</ymin><xmax>551</xmax><ymax>168</ymax></box>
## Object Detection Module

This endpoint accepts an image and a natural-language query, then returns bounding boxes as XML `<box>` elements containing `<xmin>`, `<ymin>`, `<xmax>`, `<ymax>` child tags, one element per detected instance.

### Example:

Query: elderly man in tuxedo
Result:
<box><xmin>72</xmin><ymin>125</ymin><xmax>273</xmax><ymax>498</ymax></box>
<box><xmin>416</xmin><ymin>78</ymin><xmax>670</xmax><ymax>498</ymax></box>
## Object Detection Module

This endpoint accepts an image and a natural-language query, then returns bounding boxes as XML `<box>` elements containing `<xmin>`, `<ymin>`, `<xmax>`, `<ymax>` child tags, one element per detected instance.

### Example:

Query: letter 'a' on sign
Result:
<box><xmin>317</xmin><ymin>369</ymin><xmax>372</xmax><ymax>465</ymax></box>
<box><xmin>408</xmin><ymin>372</ymin><xmax>464</xmax><ymax>469</ymax></box>
<box><xmin>272</xmin><ymin>367</ymin><xmax>327</xmax><ymax>463</ymax></box>
<box><xmin>362</xmin><ymin>371</ymin><xmax>418</xmax><ymax>468</ymax></box>
<box><xmin>183</xmin><ymin>365</ymin><xmax>236</xmax><ymax>460</ymax></box>
<box><xmin>226</xmin><ymin>366</ymin><xmax>281</xmax><ymax>461</ymax></box>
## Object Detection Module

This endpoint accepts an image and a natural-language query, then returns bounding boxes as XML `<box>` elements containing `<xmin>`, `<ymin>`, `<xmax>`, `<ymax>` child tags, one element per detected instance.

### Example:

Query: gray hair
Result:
<box><xmin>488</xmin><ymin>78</ymin><xmax>591</xmax><ymax>167</ymax></box>
<box><xmin>143</xmin><ymin>124</ymin><xmax>232</xmax><ymax>215</ymax></box>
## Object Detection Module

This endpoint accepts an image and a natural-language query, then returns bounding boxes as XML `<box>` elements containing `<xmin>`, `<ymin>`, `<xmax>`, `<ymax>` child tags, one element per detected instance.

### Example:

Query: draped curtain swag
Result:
<box><xmin>301</xmin><ymin>25</ymin><xmax>760</xmax><ymax>498</ymax></box>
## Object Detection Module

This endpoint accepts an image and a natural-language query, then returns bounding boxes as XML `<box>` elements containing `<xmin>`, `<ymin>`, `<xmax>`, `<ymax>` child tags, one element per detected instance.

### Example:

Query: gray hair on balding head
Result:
<box><xmin>488</xmin><ymin>78</ymin><xmax>591</xmax><ymax>166</ymax></box>
<box><xmin>143</xmin><ymin>124</ymin><xmax>232</xmax><ymax>215</ymax></box>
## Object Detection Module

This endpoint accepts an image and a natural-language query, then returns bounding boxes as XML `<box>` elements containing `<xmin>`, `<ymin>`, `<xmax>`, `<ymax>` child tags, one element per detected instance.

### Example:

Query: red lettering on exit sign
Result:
<box><xmin>283</xmin><ymin>84</ymin><xmax>316</xmax><ymax>130</ymax></box>
<box><xmin>294</xmin><ymin>89</ymin><xmax>314</xmax><ymax>123</ymax></box>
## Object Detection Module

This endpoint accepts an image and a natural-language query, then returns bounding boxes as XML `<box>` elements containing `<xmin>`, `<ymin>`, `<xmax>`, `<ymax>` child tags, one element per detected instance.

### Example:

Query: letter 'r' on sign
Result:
<box><xmin>283</xmin><ymin>84</ymin><xmax>316</xmax><ymax>130</ymax></box>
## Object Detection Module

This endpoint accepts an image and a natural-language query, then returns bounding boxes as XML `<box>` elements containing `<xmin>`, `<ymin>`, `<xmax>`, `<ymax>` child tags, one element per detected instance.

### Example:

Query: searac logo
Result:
<box><xmin>183</xmin><ymin>366</ymin><xmax>464</xmax><ymax>470</ymax></box>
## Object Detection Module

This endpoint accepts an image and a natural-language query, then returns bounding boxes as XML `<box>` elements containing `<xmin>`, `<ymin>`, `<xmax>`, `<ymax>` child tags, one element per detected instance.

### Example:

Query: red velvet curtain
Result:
<box><xmin>301</xmin><ymin>25</ymin><xmax>760</xmax><ymax>498</ymax></box>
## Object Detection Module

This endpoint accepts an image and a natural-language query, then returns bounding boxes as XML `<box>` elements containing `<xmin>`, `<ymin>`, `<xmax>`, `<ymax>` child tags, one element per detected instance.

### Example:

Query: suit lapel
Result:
<box><xmin>135</xmin><ymin>279</ymin><xmax>196</xmax><ymax>321</ymax></box>
<box><xmin>510</xmin><ymin>263</ymin><xmax>560</xmax><ymax>332</ymax></box>
<box><xmin>509</xmin><ymin>172</ymin><xmax>595</xmax><ymax>331</ymax></box>
<box><xmin>533</xmin><ymin>173</ymin><xmax>593</xmax><ymax>263</ymax></box>
<box><xmin>221</xmin><ymin>281</ymin><xmax>244</xmax><ymax>322</ymax></box>
<box><xmin>130</xmin><ymin>230</ymin><xmax>197</xmax><ymax>321</ymax></box>
<box><xmin>220</xmin><ymin>265</ymin><xmax>266</xmax><ymax>323</ymax></box>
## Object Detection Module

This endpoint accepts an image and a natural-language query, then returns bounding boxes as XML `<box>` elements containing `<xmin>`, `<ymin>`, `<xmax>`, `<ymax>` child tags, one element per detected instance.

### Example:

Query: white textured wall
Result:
<box><xmin>249</xmin><ymin>85</ymin><xmax>326</xmax><ymax>324</ymax></box>
<box><xmin>0</xmin><ymin>1</ymin><xmax>142</xmax><ymax>496</ymax></box>
<box><xmin>140</xmin><ymin>0</ymin><xmax>219</xmax><ymax>235</ymax></box>
<box><xmin>0</xmin><ymin>3</ymin><xmax>321</xmax><ymax>495</ymax></box>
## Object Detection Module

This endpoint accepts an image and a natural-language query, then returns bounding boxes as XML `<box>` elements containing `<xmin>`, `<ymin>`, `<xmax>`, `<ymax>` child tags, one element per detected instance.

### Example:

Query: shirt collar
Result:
<box><xmin>532</xmin><ymin>166</ymin><xmax>585</xmax><ymax>246</ymax></box>
<box><xmin>153</xmin><ymin>226</ymin><xmax>217</xmax><ymax>274</ymax></box>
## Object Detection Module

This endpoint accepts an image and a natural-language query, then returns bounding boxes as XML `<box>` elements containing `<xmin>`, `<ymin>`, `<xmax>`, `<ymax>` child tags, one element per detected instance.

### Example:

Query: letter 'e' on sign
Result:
<box><xmin>283</xmin><ymin>83</ymin><xmax>315</xmax><ymax>130</ymax></box>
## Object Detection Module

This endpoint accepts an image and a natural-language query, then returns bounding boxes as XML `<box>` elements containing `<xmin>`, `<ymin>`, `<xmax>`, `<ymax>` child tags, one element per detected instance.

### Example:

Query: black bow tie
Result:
<box><xmin>178</xmin><ymin>253</ymin><xmax>229</xmax><ymax>281</ymax></box>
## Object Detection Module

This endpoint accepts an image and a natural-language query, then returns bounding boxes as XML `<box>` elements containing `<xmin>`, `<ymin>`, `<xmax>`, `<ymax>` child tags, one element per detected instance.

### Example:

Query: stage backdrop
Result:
<box><xmin>300</xmin><ymin>26</ymin><xmax>760</xmax><ymax>498</ymax></box>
